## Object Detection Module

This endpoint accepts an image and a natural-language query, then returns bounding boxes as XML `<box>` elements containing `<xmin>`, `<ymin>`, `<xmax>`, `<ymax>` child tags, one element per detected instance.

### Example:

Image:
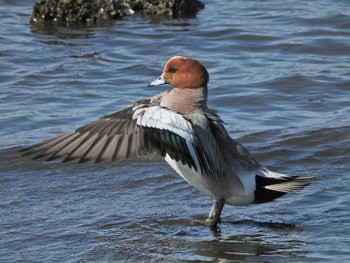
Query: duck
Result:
<box><xmin>21</xmin><ymin>56</ymin><xmax>313</xmax><ymax>228</ymax></box>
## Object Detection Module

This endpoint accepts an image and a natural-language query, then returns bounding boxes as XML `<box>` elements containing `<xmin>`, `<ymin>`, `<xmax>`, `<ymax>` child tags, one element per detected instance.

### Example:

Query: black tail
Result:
<box><xmin>254</xmin><ymin>175</ymin><xmax>313</xmax><ymax>204</ymax></box>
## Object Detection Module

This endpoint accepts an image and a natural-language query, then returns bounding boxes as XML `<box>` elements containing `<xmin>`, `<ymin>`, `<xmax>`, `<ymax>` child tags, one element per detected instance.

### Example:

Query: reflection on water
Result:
<box><xmin>30</xmin><ymin>24</ymin><xmax>98</xmax><ymax>39</ymax></box>
<box><xmin>192</xmin><ymin>234</ymin><xmax>299</xmax><ymax>262</ymax></box>
<box><xmin>84</xmin><ymin>216</ymin><xmax>307</xmax><ymax>262</ymax></box>
<box><xmin>1</xmin><ymin>0</ymin><xmax>350</xmax><ymax>262</ymax></box>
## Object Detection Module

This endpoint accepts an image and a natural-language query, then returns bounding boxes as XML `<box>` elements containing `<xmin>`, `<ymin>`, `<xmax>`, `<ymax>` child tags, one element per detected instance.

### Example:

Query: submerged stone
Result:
<box><xmin>30</xmin><ymin>0</ymin><xmax>205</xmax><ymax>25</ymax></box>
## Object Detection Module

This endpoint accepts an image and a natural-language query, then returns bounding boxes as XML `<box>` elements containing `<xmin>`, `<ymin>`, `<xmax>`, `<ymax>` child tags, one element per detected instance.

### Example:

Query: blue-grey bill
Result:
<box><xmin>148</xmin><ymin>74</ymin><xmax>166</xmax><ymax>87</ymax></box>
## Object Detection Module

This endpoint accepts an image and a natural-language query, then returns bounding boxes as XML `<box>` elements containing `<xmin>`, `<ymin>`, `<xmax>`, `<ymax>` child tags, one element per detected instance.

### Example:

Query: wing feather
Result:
<box><xmin>96</xmin><ymin>136</ymin><xmax>118</xmax><ymax>163</ymax></box>
<box><xmin>78</xmin><ymin>134</ymin><xmax>108</xmax><ymax>163</ymax></box>
<box><xmin>21</xmin><ymin>101</ymin><xmax>217</xmax><ymax>175</ymax></box>
<box><xmin>20</xmin><ymin>104</ymin><xmax>151</xmax><ymax>163</ymax></box>
<box><xmin>45</xmin><ymin>132</ymin><xmax>88</xmax><ymax>161</ymax></box>
<box><xmin>133</xmin><ymin>105</ymin><xmax>201</xmax><ymax>172</ymax></box>
<box><xmin>63</xmin><ymin>133</ymin><xmax>99</xmax><ymax>162</ymax></box>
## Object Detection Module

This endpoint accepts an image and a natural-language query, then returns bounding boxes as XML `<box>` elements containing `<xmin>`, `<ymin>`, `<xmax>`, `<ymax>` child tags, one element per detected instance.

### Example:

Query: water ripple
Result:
<box><xmin>1</xmin><ymin>0</ymin><xmax>350</xmax><ymax>262</ymax></box>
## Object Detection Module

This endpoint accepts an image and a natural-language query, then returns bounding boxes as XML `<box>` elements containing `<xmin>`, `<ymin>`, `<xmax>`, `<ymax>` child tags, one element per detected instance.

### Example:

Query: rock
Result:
<box><xmin>30</xmin><ymin>0</ymin><xmax>205</xmax><ymax>25</ymax></box>
<box><xmin>142</xmin><ymin>0</ymin><xmax>204</xmax><ymax>17</ymax></box>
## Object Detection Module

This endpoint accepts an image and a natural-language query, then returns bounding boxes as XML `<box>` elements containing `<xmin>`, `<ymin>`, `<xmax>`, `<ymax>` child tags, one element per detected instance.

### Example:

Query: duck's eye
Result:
<box><xmin>168</xmin><ymin>66</ymin><xmax>177</xmax><ymax>73</ymax></box>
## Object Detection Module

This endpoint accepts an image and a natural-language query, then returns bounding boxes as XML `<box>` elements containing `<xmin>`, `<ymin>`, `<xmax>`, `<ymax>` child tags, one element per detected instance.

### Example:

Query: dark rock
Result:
<box><xmin>30</xmin><ymin>0</ymin><xmax>205</xmax><ymax>26</ymax></box>
<box><xmin>142</xmin><ymin>0</ymin><xmax>204</xmax><ymax>17</ymax></box>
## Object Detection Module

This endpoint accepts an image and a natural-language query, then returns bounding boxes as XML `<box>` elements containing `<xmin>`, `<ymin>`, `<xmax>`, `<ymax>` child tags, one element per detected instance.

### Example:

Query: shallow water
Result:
<box><xmin>1</xmin><ymin>0</ymin><xmax>350</xmax><ymax>262</ymax></box>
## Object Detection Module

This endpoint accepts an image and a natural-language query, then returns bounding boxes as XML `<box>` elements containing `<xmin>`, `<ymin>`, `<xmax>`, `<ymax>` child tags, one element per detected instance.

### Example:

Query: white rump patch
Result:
<box><xmin>259</xmin><ymin>167</ymin><xmax>289</xmax><ymax>179</ymax></box>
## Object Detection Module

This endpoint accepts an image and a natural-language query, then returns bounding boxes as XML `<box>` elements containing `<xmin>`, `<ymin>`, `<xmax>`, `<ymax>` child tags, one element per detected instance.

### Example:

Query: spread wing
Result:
<box><xmin>20</xmin><ymin>102</ymin><xmax>208</xmax><ymax>172</ymax></box>
<box><xmin>20</xmin><ymin>104</ymin><xmax>151</xmax><ymax>163</ymax></box>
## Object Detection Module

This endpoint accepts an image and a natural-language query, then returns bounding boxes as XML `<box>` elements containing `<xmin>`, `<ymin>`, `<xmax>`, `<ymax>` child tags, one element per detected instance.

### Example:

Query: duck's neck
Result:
<box><xmin>160</xmin><ymin>86</ymin><xmax>208</xmax><ymax>115</ymax></box>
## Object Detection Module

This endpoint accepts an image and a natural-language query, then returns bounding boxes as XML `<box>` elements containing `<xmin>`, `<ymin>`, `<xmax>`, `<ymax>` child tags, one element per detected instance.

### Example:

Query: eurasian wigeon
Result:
<box><xmin>21</xmin><ymin>56</ymin><xmax>313</xmax><ymax>228</ymax></box>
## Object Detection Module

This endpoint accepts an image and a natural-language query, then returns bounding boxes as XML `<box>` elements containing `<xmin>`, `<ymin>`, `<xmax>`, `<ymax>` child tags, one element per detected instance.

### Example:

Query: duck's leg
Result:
<box><xmin>205</xmin><ymin>198</ymin><xmax>225</xmax><ymax>228</ymax></box>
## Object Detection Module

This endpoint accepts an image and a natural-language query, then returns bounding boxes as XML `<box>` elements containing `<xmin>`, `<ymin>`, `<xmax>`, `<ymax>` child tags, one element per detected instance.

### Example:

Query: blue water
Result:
<box><xmin>1</xmin><ymin>0</ymin><xmax>350</xmax><ymax>262</ymax></box>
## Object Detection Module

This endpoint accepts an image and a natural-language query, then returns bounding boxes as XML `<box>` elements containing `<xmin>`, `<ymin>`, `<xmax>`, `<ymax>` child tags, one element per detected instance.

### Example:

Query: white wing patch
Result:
<box><xmin>132</xmin><ymin>105</ymin><xmax>193</xmax><ymax>139</ymax></box>
<box><xmin>132</xmin><ymin>105</ymin><xmax>201</xmax><ymax>172</ymax></box>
